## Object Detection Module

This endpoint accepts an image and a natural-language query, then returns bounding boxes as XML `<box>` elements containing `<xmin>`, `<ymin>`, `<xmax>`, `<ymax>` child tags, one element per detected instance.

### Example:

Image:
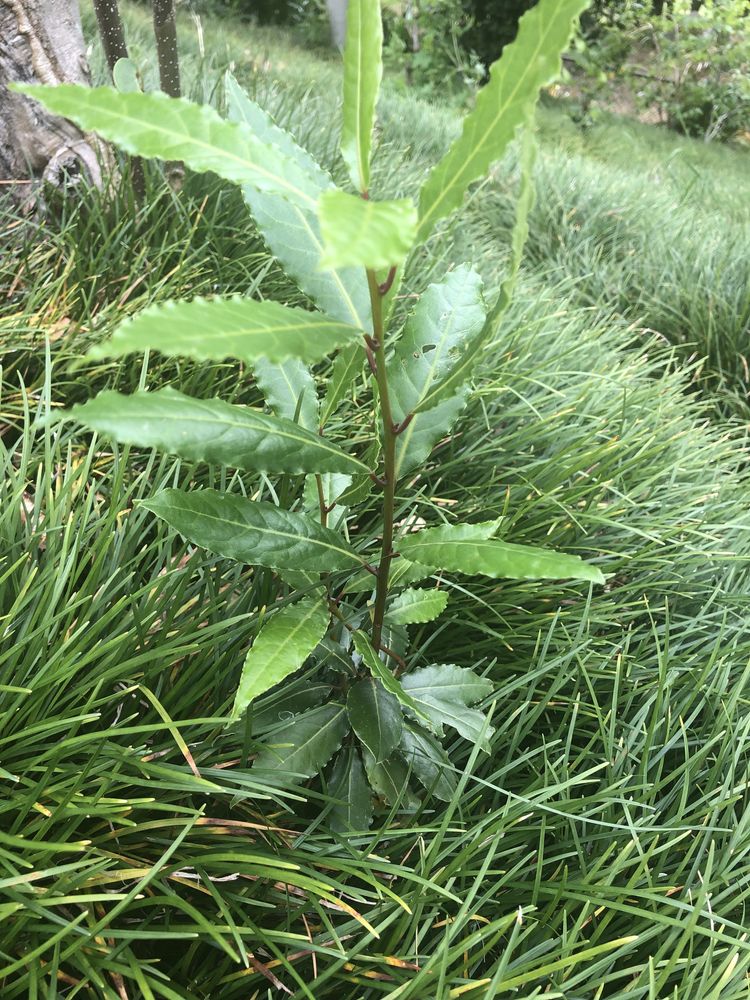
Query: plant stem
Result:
<box><xmin>92</xmin><ymin>0</ymin><xmax>129</xmax><ymax>72</ymax></box>
<box><xmin>315</xmin><ymin>473</ymin><xmax>328</xmax><ymax>528</ymax></box>
<box><xmin>91</xmin><ymin>0</ymin><xmax>146</xmax><ymax>199</ymax></box>
<box><xmin>367</xmin><ymin>268</ymin><xmax>397</xmax><ymax>654</ymax></box>
<box><xmin>152</xmin><ymin>0</ymin><xmax>181</xmax><ymax>98</ymax></box>
<box><xmin>151</xmin><ymin>0</ymin><xmax>184</xmax><ymax>189</ymax></box>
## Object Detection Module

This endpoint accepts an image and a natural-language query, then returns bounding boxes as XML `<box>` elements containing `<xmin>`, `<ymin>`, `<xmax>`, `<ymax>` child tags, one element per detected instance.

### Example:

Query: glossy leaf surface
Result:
<box><xmin>225</xmin><ymin>73</ymin><xmax>372</xmax><ymax>332</ymax></box>
<box><xmin>88</xmin><ymin>296</ymin><xmax>362</xmax><ymax>366</ymax></box>
<box><xmin>320</xmin><ymin>343</ymin><xmax>366</xmax><ymax>427</ymax></box>
<box><xmin>253</xmin><ymin>703</ymin><xmax>349</xmax><ymax>776</ymax></box>
<box><xmin>139</xmin><ymin>488</ymin><xmax>362</xmax><ymax>572</ymax></box>
<box><xmin>69</xmin><ymin>388</ymin><xmax>366</xmax><ymax>474</ymax></box>
<box><xmin>401</xmin><ymin>663</ymin><xmax>495</xmax><ymax>751</ymax></box>
<box><xmin>386</xmin><ymin>587</ymin><xmax>449</xmax><ymax>626</ymax></box>
<box><xmin>347</xmin><ymin>677</ymin><xmax>403</xmax><ymax>763</ymax></box>
<box><xmin>352</xmin><ymin>631</ymin><xmax>433</xmax><ymax>730</ymax></box>
<box><xmin>362</xmin><ymin>749</ymin><xmax>419</xmax><ymax>810</ymax></box>
<box><xmin>388</xmin><ymin>265</ymin><xmax>486</xmax><ymax>416</ymax></box>
<box><xmin>394</xmin><ymin>390</ymin><xmax>468</xmax><ymax>480</ymax></box>
<box><xmin>400</xmin><ymin>723</ymin><xmax>457</xmax><ymax>802</ymax></box>
<box><xmin>231</xmin><ymin>597</ymin><xmax>330</xmax><ymax>719</ymax></box>
<box><xmin>18</xmin><ymin>84</ymin><xmax>319</xmax><ymax>208</ymax></box>
<box><xmin>399</xmin><ymin>523</ymin><xmax>604</xmax><ymax>583</ymax></box>
<box><xmin>328</xmin><ymin>748</ymin><xmax>373</xmax><ymax>832</ymax></box>
<box><xmin>253</xmin><ymin>357</ymin><xmax>320</xmax><ymax>431</ymax></box>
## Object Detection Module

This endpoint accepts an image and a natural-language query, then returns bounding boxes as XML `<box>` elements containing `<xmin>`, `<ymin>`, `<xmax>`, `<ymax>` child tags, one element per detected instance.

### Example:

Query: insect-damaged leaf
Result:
<box><xmin>388</xmin><ymin>265</ymin><xmax>486</xmax><ymax>417</ymax></box>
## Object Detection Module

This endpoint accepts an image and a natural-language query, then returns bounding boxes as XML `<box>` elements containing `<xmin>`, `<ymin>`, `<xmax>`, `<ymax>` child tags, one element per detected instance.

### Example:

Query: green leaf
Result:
<box><xmin>328</xmin><ymin>748</ymin><xmax>373</xmax><ymax>832</ymax></box>
<box><xmin>416</xmin><ymin>0</ymin><xmax>589</xmax><ymax>242</ymax></box>
<box><xmin>88</xmin><ymin>296</ymin><xmax>362</xmax><ymax>367</ymax></box>
<box><xmin>68</xmin><ymin>388</ymin><xmax>366</xmax><ymax>475</ymax></box>
<box><xmin>276</xmin><ymin>568</ymin><xmax>322</xmax><ymax>592</ymax></box>
<box><xmin>347</xmin><ymin>677</ymin><xmax>402</xmax><ymax>763</ymax></box>
<box><xmin>400</xmin><ymin>723</ymin><xmax>457</xmax><ymax>802</ymax></box>
<box><xmin>340</xmin><ymin>0</ymin><xmax>383</xmax><ymax>192</ymax></box>
<box><xmin>388</xmin><ymin>265</ymin><xmax>487</xmax><ymax>416</ymax></box>
<box><xmin>254</xmin><ymin>703</ymin><xmax>349</xmax><ymax>777</ymax></box>
<box><xmin>362</xmin><ymin>748</ymin><xmax>420</xmax><ymax>810</ymax></box>
<box><xmin>352</xmin><ymin>631</ymin><xmax>433</xmax><ymax>731</ymax></box>
<box><xmin>379</xmin><ymin>620</ymin><xmax>409</xmax><ymax>665</ymax></box>
<box><xmin>318</xmin><ymin>192</ymin><xmax>418</xmax><ymax>271</ymax></box>
<box><xmin>224</xmin><ymin>74</ymin><xmax>369</xmax><ymax>430</ymax></box>
<box><xmin>337</xmin><ymin>436</ymin><xmax>380</xmax><ymax>508</ymax></box>
<box><xmin>394</xmin><ymin>390</ymin><xmax>468</xmax><ymax>480</ymax></box>
<box><xmin>386</xmin><ymin>587</ymin><xmax>449</xmax><ymax>626</ymax></box>
<box><xmin>224</xmin><ymin>71</ymin><xmax>331</xmax><ymax>187</ymax></box>
<box><xmin>400</xmin><ymin>518</ymin><xmax>501</xmax><ymax>550</ymax></box>
<box><xmin>491</xmin><ymin>127</ymin><xmax>537</xmax><ymax>338</ymax></box>
<box><xmin>139</xmin><ymin>488</ymin><xmax>363</xmax><ymax>573</ymax></box>
<box><xmin>315</xmin><ymin>636</ymin><xmax>357</xmax><ymax>676</ymax></box>
<box><xmin>401</xmin><ymin>664</ymin><xmax>495</xmax><ymax>751</ymax></box>
<box><xmin>252</xmin><ymin>683</ymin><xmax>332</xmax><ymax>733</ymax></box>
<box><xmin>231</xmin><ymin>597</ymin><xmax>330</xmax><ymax>720</ymax></box>
<box><xmin>112</xmin><ymin>58</ymin><xmax>140</xmax><ymax>93</ymax></box>
<box><xmin>320</xmin><ymin>342</ymin><xmax>366</xmax><ymax>427</ymax></box>
<box><xmin>448</xmin><ymin>127</ymin><xmax>538</xmax><ymax>394</ymax></box>
<box><xmin>345</xmin><ymin>555</ymin><xmax>434</xmax><ymax>595</ymax></box>
<box><xmin>17</xmin><ymin>84</ymin><xmax>319</xmax><ymax>209</ymax></box>
<box><xmin>303</xmin><ymin>472</ymin><xmax>353</xmax><ymax>515</ymax></box>
<box><xmin>393</xmin><ymin>133</ymin><xmax>537</xmax><ymax>471</ymax></box>
<box><xmin>254</xmin><ymin>357</ymin><xmax>320</xmax><ymax>431</ymax></box>
<box><xmin>398</xmin><ymin>522</ymin><xmax>604</xmax><ymax>584</ymax></box>
<box><xmin>225</xmin><ymin>72</ymin><xmax>372</xmax><ymax>333</ymax></box>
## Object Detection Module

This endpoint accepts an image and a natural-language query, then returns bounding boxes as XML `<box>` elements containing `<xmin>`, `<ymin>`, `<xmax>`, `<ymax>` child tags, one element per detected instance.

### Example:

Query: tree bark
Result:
<box><xmin>0</xmin><ymin>0</ymin><xmax>104</xmax><ymax>197</ymax></box>
<box><xmin>92</xmin><ymin>0</ymin><xmax>129</xmax><ymax>74</ymax></box>
<box><xmin>326</xmin><ymin>0</ymin><xmax>348</xmax><ymax>50</ymax></box>
<box><xmin>152</xmin><ymin>0</ymin><xmax>181</xmax><ymax>99</ymax></box>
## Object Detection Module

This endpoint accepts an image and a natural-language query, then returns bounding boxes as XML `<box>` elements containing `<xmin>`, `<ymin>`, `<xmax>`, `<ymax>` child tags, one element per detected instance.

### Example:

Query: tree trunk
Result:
<box><xmin>152</xmin><ymin>0</ymin><xmax>181</xmax><ymax>99</ymax></box>
<box><xmin>92</xmin><ymin>0</ymin><xmax>130</xmax><ymax>74</ymax></box>
<box><xmin>326</xmin><ymin>0</ymin><xmax>348</xmax><ymax>50</ymax></box>
<box><xmin>0</xmin><ymin>0</ymin><xmax>104</xmax><ymax>198</ymax></box>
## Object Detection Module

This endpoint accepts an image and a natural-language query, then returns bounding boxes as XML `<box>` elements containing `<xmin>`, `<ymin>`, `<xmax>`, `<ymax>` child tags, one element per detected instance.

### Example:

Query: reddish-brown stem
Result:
<box><xmin>367</xmin><ymin>268</ymin><xmax>398</xmax><ymax>653</ymax></box>
<box><xmin>393</xmin><ymin>412</ymin><xmax>414</xmax><ymax>435</ymax></box>
<box><xmin>379</xmin><ymin>266</ymin><xmax>397</xmax><ymax>296</ymax></box>
<box><xmin>377</xmin><ymin>643</ymin><xmax>406</xmax><ymax>671</ymax></box>
<box><xmin>315</xmin><ymin>474</ymin><xmax>328</xmax><ymax>528</ymax></box>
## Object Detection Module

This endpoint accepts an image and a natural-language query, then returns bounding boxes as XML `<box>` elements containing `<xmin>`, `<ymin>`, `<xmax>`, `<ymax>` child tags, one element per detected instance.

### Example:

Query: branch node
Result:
<box><xmin>378</xmin><ymin>266</ymin><xmax>397</xmax><ymax>297</ymax></box>
<box><xmin>393</xmin><ymin>413</ymin><xmax>415</xmax><ymax>435</ymax></box>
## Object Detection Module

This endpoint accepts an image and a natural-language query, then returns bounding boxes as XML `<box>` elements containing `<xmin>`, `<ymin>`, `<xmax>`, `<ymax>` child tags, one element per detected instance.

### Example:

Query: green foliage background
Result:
<box><xmin>1</xmin><ymin>0</ymin><xmax>750</xmax><ymax>996</ymax></box>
